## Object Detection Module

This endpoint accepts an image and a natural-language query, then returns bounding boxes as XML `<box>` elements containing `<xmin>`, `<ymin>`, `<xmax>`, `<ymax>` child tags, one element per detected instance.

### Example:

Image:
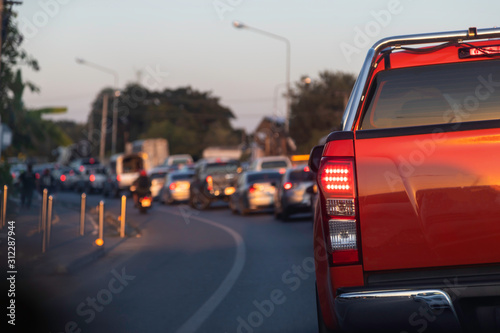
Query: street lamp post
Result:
<box><xmin>233</xmin><ymin>21</ymin><xmax>292</xmax><ymax>133</ymax></box>
<box><xmin>75</xmin><ymin>58</ymin><xmax>120</xmax><ymax>156</ymax></box>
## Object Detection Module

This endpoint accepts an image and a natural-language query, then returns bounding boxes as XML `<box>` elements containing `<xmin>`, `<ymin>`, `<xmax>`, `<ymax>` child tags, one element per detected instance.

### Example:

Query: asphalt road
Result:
<box><xmin>20</xmin><ymin>192</ymin><xmax>317</xmax><ymax>333</ymax></box>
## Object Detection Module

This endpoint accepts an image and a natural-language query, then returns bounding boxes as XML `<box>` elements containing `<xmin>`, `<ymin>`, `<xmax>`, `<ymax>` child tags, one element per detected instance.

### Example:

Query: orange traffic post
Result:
<box><xmin>80</xmin><ymin>193</ymin><xmax>86</xmax><ymax>236</ymax></box>
<box><xmin>46</xmin><ymin>196</ymin><xmax>53</xmax><ymax>249</ymax></box>
<box><xmin>120</xmin><ymin>195</ymin><xmax>126</xmax><ymax>238</ymax></box>
<box><xmin>41</xmin><ymin>189</ymin><xmax>48</xmax><ymax>253</ymax></box>
<box><xmin>1</xmin><ymin>185</ymin><xmax>7</xmax><ymax>229</ymax></box>
<box><xmin>96</xmin><ymin>200</ymin><xmax>104</xmax><ymax>247</ymax></box>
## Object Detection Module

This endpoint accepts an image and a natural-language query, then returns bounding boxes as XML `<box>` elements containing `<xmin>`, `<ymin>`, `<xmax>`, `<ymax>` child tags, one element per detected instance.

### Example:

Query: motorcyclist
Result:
<box><xmin>132</xmin><ymin>169</ymin><xmax>151</xmax><ymax>206</ymax></box>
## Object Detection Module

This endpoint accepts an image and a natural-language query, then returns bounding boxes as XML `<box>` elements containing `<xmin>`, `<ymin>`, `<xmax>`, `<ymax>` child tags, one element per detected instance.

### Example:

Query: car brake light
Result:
<box><xmin>116</xmin><ymin>175</ymin><xmax>121</xmax><ymax>182</ymax></box>
<box><xmin>318</xmin><ymin>158</ymin><xmax>359</xmax><ymax>266</ymax></box>
<box><xmin>169</xmin><ymin>183</ymin><xmax>176</xmax><ymax>190</ymax></box>
<box><xmin>283</xmin><ymin>182</ymin><xmax>293</xmax><ymax>190</ymax></box>
<box><xmin>249</xmin><ymin>184</ymin><xmax>256</xmax><ymax>193</ymax></box>
<box><xmin>35</xmin><ymin>173</ymin><xmax>40</xmax><ymax>179</ymax></box>
<box><xmin>304</xmin><ymin>166</ymin><xmax>310</xmax><ymax>172</ymax></box>
<box><xmin>279</xmin><ymin>168</ymin><xmax>286</xmax><ymax>174</ymax></box>
<box><xmin>90</xmin><ymin>174</ymin><xmax>96</xmax><ymax>182</ymax></box>
<box><xmin>79</xmin><ymin>165</ymin><xmax>84</xmax><ymax>172</ymax></box>
<box><xmin>60</xmin><ymin>175</ymin><xmax>66</xmax><ymax>182</ymax></box>
<box><xmin>206</xmin><ymin>176</ymin><xmax>213</xmax><ymax>191</ymax></box>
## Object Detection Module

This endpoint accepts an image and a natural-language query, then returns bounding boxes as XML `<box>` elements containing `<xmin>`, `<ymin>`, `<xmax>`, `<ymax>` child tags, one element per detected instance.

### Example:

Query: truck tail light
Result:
<box><xmin>206</xmin><ymin>176</ymin><xmax>213</xmax><ymax>191</ymax></box>
<box><xmin>283</xmin><ymin>182</ymin><xmax>293</xmax><ymax>190</ymax></box>
<box><xmin>318</xmin><ymin>158</ymin><xmax>360</xmax><ymax>266</ymax></box>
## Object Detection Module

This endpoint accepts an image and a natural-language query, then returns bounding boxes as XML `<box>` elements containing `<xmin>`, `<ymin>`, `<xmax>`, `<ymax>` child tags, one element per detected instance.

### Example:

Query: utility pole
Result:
<box><xmin>99</xmin><ymin>94</ymin><xmax>109</xmax><ymax>163</ymax></box>
<box><xmin>0</xmin><ymin>0</ymin><xmax>4</xmax><ymax>75</ymax></box>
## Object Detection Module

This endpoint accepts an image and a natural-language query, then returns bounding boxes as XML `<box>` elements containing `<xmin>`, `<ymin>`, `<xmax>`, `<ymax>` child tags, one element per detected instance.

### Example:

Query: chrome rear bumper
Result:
<box><xmin>335</xmin><ymin>289</ymin><xmax>462</xmax><ymax>332</ymax></box>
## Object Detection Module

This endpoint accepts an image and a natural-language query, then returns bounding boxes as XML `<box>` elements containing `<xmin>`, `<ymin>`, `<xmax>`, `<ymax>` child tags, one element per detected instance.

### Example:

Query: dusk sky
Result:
<box><xmin>17</xmin><ymin>0</ymin><xmax>500</xmax><ymax>132</ymax></box>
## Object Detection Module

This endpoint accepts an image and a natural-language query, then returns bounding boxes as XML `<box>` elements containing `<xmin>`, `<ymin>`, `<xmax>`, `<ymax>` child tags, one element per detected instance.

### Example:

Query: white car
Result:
<box><xmin>147</xmin><ymin>166</ymin><xmax>170</xmax><ymax>199</ymax></box>
<box><xmin>248</xmin><ymin>156</ymin><xmax>292</xmax><ymax>172</ymax></box>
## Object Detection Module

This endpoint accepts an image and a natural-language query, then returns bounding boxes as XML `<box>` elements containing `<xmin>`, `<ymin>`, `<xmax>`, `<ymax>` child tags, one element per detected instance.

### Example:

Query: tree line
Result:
<box><xmin>0</xmin><ymin>5</ymin><xmax>356</xmax><ymax>163</ymax></box>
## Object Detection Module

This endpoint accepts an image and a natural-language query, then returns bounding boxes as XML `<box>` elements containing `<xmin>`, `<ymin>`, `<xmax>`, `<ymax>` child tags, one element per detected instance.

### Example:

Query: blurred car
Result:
<box><xmin>273</xmin><ymin>165</ymin><xmax>315</xmax><ymax>221</ymax></box>
<box><xmin>103</xmin><ymin>167</ymin><xmax>120</xmax><ymax>198</ymax></box>
<box><xmin>162</xmin><ymin>154</ymin><xmax>194</xmax><ymax>171</ymax></box>
<box><xmin>248</xmin><ymin>156</ymin><xmax>291</xmax><ymax>172</ymax></box>
<box><xmin>189</xmin><ymin>159</ymin><xmax>241</xmax><ymax>210</ymax></box>
<box><xmin>75</xmin><ymin>166</ymin><xmax>107</xmax><ymax>194</ymax></box>
<box><xmin>61</xmin><ymin>169</ymin><xmax>81</xmax><ymax>190</ymax></box>
<box><xmin>229</xmin><ymin>170</ymin><xmax>283</xmax><ymax>215</ymax></box>
<box><xmin>10</xmin><ymin>163</ymin><xmax>26</xmax><ymax>186</ymax></box>
<box><xmin>148</xmin><ymin>166</ymin><xmax>170</xmax><ymax>200</ymax></box>
<box><xmin>53</xmin><ymin>166</ymin><xmax>72</xmax><ymax>191</ymax></box>
<box><xmin>160</xmin><ymin>169</ymin><xmax>195</xmax><ymax>204</ymax></box>
<box><xmin>69</xmin><ymin>157</ymin><xmax>100</xmax><ymax>173</ymax></box>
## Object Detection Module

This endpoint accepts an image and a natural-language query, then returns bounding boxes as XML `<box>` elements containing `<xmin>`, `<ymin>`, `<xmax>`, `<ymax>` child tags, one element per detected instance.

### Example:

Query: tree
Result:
<box><xmin>289</xmin><ymin>71</ymin><xmax>356</xmax><ymax>153</ymax></box>
<box><xmin>87</xmin><ymin>84</ymin><xmax>242</xmax><ymax>159</ymax></box>
<box><xmin>0</xmin><ymin>6</ymin><xmax>70</xmax><ymax>160</ymax></box>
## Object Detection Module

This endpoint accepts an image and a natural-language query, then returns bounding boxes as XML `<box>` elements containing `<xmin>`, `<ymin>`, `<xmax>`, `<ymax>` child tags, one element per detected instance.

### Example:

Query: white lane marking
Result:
<box><xmin>158</xmin><ymin>206</ymin><xmax>246</xmax><ymax>333</ymax></box>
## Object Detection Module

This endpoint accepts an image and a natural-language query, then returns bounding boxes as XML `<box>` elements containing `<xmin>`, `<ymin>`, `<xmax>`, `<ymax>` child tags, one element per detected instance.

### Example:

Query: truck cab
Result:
<box><xmin>310</xmin><ymin>27</ymin><xmax>500</xmax><ymax>333</ymax></box>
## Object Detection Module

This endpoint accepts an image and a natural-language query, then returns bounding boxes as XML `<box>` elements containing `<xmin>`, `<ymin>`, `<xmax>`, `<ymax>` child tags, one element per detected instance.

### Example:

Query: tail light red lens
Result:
<box><xmin>116</xmin><ymin>175</ymin><xmax>121</xmax><ymax>182</ymax></box>
<box><xmin>283</xmin><ymin>182</ymin><xmax>293</xmax><ymax>190</ymax></box>
<box><xmin>35</xmin><ymin>173</ymin><xmax>40</xmax><ymax>179</ymax></box>
<box><xmin>249</xmin><ymin>184</ymin><xmax>256</xmax><ymax>193</ymax></box>
<box><xmin>60</xmin><ymin>175</ymin><xmax>66</xmax><ymax>182</ymax></box>
<box><xmin>169</xmin><ymin>183</ymin><xmax>176</xmax><ymax>190</ymax></box>
<box><xmin>206</xmin><ymin>176</ymin><xmax>213</xmax><ymax>191</ymax></box>
<box><xmin>319</xmin><ymin>160</ymin><xmax>354</xmax><ymax>197</ymax></box>
<box><xmin>318</xmin><ymin>157</ymin><xmax>359</xmax><ymax>266</ymax></box>
<box><xmin>89</xmin><ymin>175</ymin><xmax>96</xmax><ymax>182</ymax></box>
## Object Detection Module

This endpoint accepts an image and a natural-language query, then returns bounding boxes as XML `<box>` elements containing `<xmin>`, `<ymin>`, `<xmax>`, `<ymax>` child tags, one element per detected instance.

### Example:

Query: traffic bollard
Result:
<box><xmin>120</xmin><ymin>195</ymin><xmax>126</xmax><ymax>238</ymax></box>
<box><xmin>80</xmin><ymin>193</ymin><xmax>86</xmax><ymax>236</ymax></box>
<box><xmin>97</xmin><ymin>200</ymin><xmax>104</xmax><ymax>246</ymax></box>
<box><xmin>1</xmin><ymin>185</ymin><xmax>7</xmax><ymax>229</ymax></box>
<box><xmin>41</xmin><ymin>189</ymin><xmax>48</xmax><ymax>253</ymax></box>
<box><xmin>41</xmin><ymin>189</ymin><xmax>48</xmax><ymax>233</ymax></box>
<box><xmin>47</xmin><ymin>195</ymin><xmax>53</xmax><ymax>249</ymax></box>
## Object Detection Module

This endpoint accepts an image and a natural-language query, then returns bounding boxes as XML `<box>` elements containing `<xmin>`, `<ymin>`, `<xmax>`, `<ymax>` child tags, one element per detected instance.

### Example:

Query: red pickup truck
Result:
<box><xmin>309</xmin><ymin>27</ymin><xmax>500</xmax><ymax>333</ymax></box>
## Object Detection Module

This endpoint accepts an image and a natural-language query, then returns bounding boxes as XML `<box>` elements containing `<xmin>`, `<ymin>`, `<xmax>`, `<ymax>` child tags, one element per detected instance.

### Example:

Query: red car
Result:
<box><xmin>310</xmin><ymin>27</ymin><xmax>500</xmax><ymax>333</ymax></box>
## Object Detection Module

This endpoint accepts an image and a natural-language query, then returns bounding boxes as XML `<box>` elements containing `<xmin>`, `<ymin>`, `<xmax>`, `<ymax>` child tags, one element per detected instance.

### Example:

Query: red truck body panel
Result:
<box><xmin>355</xmin><ymin>128</ymin><xmax>500</xmax><ymax>271</ymax></box>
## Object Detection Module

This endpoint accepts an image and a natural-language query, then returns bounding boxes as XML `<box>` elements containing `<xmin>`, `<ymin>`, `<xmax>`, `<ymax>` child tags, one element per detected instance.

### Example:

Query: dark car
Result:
<box><xmin>229</xmin><ymin>170</ymin><xmax>283</xmax><ymax>215</ymax></box>
<box><xmin>189</xmin><ymin>159</ymin><xmax>241</xmax><ymax>210</ymax></box>
<box><xmin>103</xmin><ymin>167</ymin><xmax>120</xmax><ymax>198</ymax></box>
<box><xmin>273</xmin><ymin>165</ymin><xmax>315</xmax><ymax>221</ymax></box>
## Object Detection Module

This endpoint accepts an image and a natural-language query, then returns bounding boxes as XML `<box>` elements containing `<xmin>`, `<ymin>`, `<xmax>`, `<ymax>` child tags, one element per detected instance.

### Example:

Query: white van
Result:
<box><xmin>110</xmin><ymin>152</ymin><xmax>150</xmax><ymax>191</ymax></box>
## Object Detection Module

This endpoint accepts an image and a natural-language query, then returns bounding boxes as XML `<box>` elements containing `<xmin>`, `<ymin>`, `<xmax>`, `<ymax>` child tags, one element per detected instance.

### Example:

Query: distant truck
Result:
<box><xmin>125</xmin><ymin>138</ymin><xmax>169</xmax><ymax>170</ymax></box>
<box><xmin>202</xmin><ymin>146</ymin><xmax>242</xmax><ymax>160</ymax></box>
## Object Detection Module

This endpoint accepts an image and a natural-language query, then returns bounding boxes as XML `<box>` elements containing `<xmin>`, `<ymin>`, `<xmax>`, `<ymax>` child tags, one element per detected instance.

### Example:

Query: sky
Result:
<box><xmin>16</xmin><ymin>0</ymin><xmax>500</xmax><ymax>133</ymax></box>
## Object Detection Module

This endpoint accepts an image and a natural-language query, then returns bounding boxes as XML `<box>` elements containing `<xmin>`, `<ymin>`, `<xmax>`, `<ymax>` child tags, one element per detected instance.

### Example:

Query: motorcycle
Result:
<box><xmin>130</xmin><ymin>185</ymin><xmax>152</xmax><ymax>214</ymax></box>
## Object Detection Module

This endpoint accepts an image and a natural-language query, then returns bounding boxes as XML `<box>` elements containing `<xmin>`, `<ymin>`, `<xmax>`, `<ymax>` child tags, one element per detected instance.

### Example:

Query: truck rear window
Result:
<box><xmin>360</xmin><ymin>59</ymin><xmax>500</xmax><ymax>130</ymax></box>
